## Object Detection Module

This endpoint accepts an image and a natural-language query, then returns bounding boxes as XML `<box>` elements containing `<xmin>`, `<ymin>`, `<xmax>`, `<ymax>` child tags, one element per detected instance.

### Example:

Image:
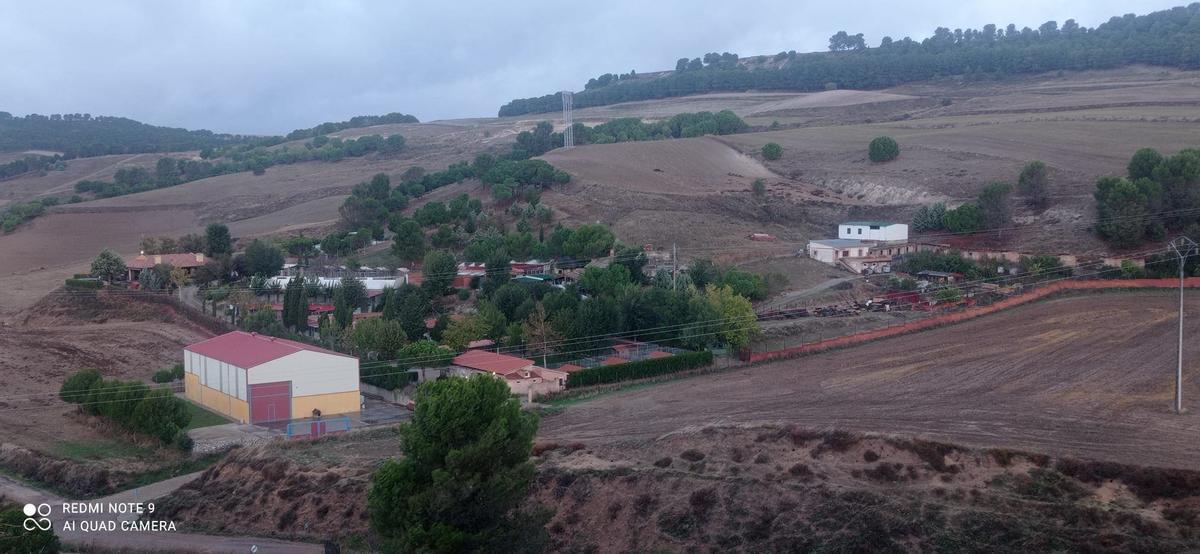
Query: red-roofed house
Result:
<box><xmin>452</xmin><ymin>262</ymin><xmax>487</xmax><ymax>288</ymax></box>
<box><xmin>126</xmin><ymin>252</ymin><xmax>209</xmax><ymax>281</ymax></box>
<box><xmin>450</xmin><ymin>350</ymin><xmax>568</xmax><ymax>396</ymax></box>
<box><xmin>183</xmin><ymin>331</ymin><xmax>360</xmax><ymax>425</ymax></box>
<box><xmin>601</xmin><ymin>356</ymin><xmax>627</xmax><ymax>367</ymax></box>
<box><xmin>556</xmin><ymin>363</ymin><xmax>585</xmax><ymax>373</ymax></box>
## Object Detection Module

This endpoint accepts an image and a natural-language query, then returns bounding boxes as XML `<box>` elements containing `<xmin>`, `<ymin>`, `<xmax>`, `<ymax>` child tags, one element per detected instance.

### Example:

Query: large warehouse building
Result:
<box><xmin>183</xmin><ymin>331</ymin><xmax>360</xmax><ymax>425</ymax></box>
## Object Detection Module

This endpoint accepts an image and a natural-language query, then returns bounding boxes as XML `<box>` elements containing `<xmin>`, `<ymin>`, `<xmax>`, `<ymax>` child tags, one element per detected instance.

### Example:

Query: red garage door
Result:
<box><xmin>249</xmin><ymin>381</ymin><xmax>291</xmax><ymax>424</ymax></box>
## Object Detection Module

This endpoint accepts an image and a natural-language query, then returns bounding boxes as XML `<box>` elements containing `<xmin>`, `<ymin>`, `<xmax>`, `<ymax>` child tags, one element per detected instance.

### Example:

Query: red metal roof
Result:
<box><xmin>648</xmin><ymin>351</ymin><xmax>672</xmax><ymax>359</ymax></box>
<box><xmin>185</xmin><ymin>331</ymin><xmax>355</xmax><ymax>368</ymax></box>
<box><xmin>601</xmin><ymin>356</ymin><xmax>627</xmax><ymax>366</ymax></box>
<box><xmin>452</xmin><ymin>350</ymin><xmax>533</xmax><ymax>375</ymax></box>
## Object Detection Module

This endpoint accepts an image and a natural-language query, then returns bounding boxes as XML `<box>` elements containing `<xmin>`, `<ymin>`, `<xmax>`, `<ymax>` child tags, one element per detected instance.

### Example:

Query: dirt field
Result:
<box><xmin>0</xmin><ymin>291</ymin><xmax>215</xmax><ymax>495</ymax></box>
<box><xmin>150</xmin><ymin>423</ymin><xmax>1200</xmax><ymax>552</ymax></box>
<box><xmin>0</xmin><ymin>152</ymin><xmax>168</xmax><ymax>208</ymax></box>
<box><xmin>542</xmin><ymin>291</ymin><xmax>1200</xmax><ymax>468</ymax></box>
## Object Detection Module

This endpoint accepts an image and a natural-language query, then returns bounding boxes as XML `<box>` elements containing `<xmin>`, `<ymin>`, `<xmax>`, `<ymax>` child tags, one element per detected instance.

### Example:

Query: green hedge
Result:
<box><xmin>151</xmin><ymin>363</ymin><xmax>185</xmax><ymax>383</ymax></box>
<box><xmin>566</xmin><ymin>350</ymin><xmax>713</xmax><ymax>387</ymax></box>
<box><xmin>59</xmin><ymin>369</ymin><xmax>191</xmax><ymax>448</ymax></box>
<box><xmin>64</xmin><ymin>277</ymin><xmax>102</xmax><ymax>289</ymax></box>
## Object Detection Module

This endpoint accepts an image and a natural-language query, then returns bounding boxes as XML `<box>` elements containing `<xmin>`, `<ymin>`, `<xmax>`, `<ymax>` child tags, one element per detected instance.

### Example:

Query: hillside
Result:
<box><xmin>153</xmin><ymin>425</ymin><xmax>1200</xmax><ymax>552</ymax></box>
<box><xmin>4</xmin><ymin>66</ymin><xmax>1199</xmax><ymax>313</ymax></box>
<box><xmin>499</xmin><ymin>3</ymin><xmax>1200</xmax><ymax>116</ymax></box>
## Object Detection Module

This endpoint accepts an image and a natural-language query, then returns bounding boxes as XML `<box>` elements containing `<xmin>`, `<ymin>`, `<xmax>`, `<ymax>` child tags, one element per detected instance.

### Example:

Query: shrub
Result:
<box><xmin>64</xmin><ymin>277</ymin><xmax>103</xmax><ymax>289</ymax></box>
<box><xmin>565</xmin><ymin>350</ymin><xmax>713</xmax><ymax>387</ymax></box>
<box><xmin>868</xmin><ymin>136</ymin><xmax>899</xmax><ymax>162</ymax></box>
<box><xmin>60</xmin><ymin>369</ymin><xmax>103</xmax><ymax>403</ymax></box>
<box><xmin>58</xmin><ymin>369</ymin><xmax>191</xmax><ymax>447</ymax></box>
<box><xmin>761</xmin><ymin>142</ymin><xmax>783</xmax><ymax>160</ymax></box>
<box><xmin>151</xmin><ymin>370</ymin><xmax>175</xmax><ymax>383</ymax></box>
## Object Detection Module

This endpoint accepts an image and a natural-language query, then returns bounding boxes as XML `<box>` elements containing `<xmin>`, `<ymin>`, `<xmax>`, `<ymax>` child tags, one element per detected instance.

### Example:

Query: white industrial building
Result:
<box><xmin>838</xmin><ymin>222</ymin><xmax>908</xmax><ymax>242</ymax></box>
<box><xmin>184</xmin><ymin>331</ymin><xmax>361</xmax><ymax>425</ymax></box>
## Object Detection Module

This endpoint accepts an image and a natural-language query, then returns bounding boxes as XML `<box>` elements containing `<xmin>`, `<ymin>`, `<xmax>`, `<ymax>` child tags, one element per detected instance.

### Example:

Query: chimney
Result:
<box><xmin>196</xmin><ymin>253</ymin><xmax>205</xmax><ymax>263</ymax></box>
<box><xmin>153</xmin><ymin>255</ymin><xmax>162</xmax><ymax>264</ymax></box>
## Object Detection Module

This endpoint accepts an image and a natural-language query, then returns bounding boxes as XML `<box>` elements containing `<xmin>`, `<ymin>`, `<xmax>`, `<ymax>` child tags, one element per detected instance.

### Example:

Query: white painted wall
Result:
<box><xmin>248</xmin><ymin>350</ymin><xmax>359</xmax><ymax>396</ymax></box>
<box><xmin>807</xmin><ymin>243</ymin><xmax>837</xmax><ymax>264</ymax></box>
<box><xmin>838</xmin><ymin>223</ymin><xmax>908</xmax><ymax>241</ymax></box>
<box><xmin>184</xmin><ymin>350</ymin><xmax>248</xmax><ymax>401</ymax></box>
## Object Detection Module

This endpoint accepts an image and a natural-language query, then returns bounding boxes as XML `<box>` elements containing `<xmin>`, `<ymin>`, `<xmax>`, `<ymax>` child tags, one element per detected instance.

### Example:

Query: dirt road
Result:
<box><xmin>0</xmin><ymin>471</ymin><xmax>323</xmax><ymax>553</ymax></box>
<box><xmin>543</xmin><ymin>291</ymin><xmax>1200</xmax><ymax>468</ymax></box>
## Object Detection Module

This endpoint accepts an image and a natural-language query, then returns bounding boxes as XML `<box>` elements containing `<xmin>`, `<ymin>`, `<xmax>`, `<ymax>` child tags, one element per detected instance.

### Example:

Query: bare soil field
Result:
<box><xmin>151</xmin><ymin>424</ymin><xmax>1200</xmax><ymax>552</ymax></box>
<box><xmin>542</xmin><ymin>291</ymin><xmax>1200</xmax><ymax>469</ymax></box>
<box><xmin>541</xmin><ymin>137</ymin><xmax>776</xmax><ymax>196</ymax></box>
<box><xmin>0</xmin><ymin>152</ymin><xmax>167</xmax><ymax>208</ymax></box>
<box><xmin>0</xmin><ymin>291</ymin><xmax>214</xmax><ymax>494</ymax></box>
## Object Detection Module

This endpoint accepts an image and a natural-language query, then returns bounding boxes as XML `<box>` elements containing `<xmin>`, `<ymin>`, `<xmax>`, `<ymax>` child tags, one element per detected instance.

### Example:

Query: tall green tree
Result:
<box><xmin>369</xmin><ymin>374</ymin><xmax>548</xmax><ymax>554</ymax></box>
<box><xmin>1017</xmin><ymin>161</ymin><xmax>1050</xmax><ymax>210</ymax></box>
<box><xmin>242</xmin><ymin>239</ymin><xmax>284</xmax><ymax>277</ymax></box>
<box><xmin>977</xmin><ymin>182</ymin><xmax>1014</xmax><ymax>233</ymax></box>
<box><xmin>421</xmin><ymin>249</ymin><xmax>457</xmax><ymax>298</ymax></box>
<box><xmin>1127</xmin><ymin>147</ymin><xmax>1164</xmax><ymax>181</ymax></box>
<box><xmin>205</xmin><ymin>223</ymin><xmax>231</xmax><ymax>256</ymax></box>
<box><xmin>391</xmin><ymin>218</ymin><xmax>426</xmax><ymax>265</ymax></box>
<box><xmin>1095</xmin><ymin>176</ymin><xmax>1158</xmax><ymax>247</ymax></box>
<box><xmin>90</xmin><ymin>248</ymin><xmax>127</xmax><ymax>282</ymax></box>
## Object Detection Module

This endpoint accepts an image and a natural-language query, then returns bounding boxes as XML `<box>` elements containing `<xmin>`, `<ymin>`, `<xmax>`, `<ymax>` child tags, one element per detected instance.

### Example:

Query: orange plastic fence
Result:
<box><xmin>744</xmin><ymin>278</ymin><xmax>1200</xmax><ymax>363</ymax></box>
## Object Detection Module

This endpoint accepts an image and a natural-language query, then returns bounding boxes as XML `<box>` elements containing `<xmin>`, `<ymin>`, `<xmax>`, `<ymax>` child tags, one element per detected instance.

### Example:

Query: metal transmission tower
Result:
<box><xmin>1169</xmin><ymin>236</ymin><xmax>1198</xmax><ymax>414</ymax></box>
<box><xmin>560</xmin><ymin>91</ymin><xmax>574</xmax><ymax>148</ymax></box>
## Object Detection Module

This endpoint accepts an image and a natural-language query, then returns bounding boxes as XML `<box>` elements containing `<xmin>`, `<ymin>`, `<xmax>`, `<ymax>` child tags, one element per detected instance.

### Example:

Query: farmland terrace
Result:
<box><xmin>542</xmin><ymin>290</ymin><xmax>1200</xmax><ymax>469</ymax></box>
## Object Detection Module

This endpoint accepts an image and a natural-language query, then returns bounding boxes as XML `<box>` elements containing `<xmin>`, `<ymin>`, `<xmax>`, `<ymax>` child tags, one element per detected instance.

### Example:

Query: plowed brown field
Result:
<box><xmin>542</xmin><ymin>291</ymin><xmax>1200</xmax><ymax>468</ymax></box>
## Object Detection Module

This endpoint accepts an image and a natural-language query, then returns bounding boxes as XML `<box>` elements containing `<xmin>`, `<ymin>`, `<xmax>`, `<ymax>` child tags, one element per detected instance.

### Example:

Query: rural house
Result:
<box><xmin>183</xmin><ymin>331</ymin><xmax>360</xmax><ymax>425</ymax></box>
<box><xmin>125</xmin><ymin>252</ymin><xmax>208</xmax><ymax>281</ymax></box>
<box><xmin>806</xmin><ymin>221</ymin><xmax>918</xmax><ymax>273</ymax></box>
<box><xmin>449</xmin><ymin>350</ymin><xmax>568</xmax><ymax>397</ymax></box>
<box><xmin>838</xmin><ymin>221</ymin><xmax>908</xmax><ymax>242</ymax></box>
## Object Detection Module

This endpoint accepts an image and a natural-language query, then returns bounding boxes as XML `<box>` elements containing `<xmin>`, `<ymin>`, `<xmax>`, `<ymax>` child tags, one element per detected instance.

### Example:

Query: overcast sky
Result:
<box><xmin>0</xmin><ymin>0</ymin><xmax>1184</xmax><ymax>134</ymax></box>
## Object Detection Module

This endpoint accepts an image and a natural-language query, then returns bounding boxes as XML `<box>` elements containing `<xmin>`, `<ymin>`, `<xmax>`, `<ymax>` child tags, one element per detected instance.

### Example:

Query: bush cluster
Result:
<box><xmin>64</xmin><ymin>277</ymin><xmax>103</xmax><ymax>289</ymax></box>
<box><xmin>565</xmin><ymin>350</ymin><xmax>713</xmax><ymax>387</ymax></box>
<box><xmin>151</xmin><ymin>363</ymin><xmax>185</xmax><ymax>383</ymax></box>
<box><xmin>59</xmin><ymin>369</ymin><xmax>192</xmax><ymax>448</ymax></box>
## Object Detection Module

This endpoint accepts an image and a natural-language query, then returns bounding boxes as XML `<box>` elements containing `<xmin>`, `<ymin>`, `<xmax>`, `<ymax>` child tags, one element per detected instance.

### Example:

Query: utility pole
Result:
<box><xmin>1168</xmin><ymin>236</ymin><xmax>1197</xmax><ymax>414</ymax></box>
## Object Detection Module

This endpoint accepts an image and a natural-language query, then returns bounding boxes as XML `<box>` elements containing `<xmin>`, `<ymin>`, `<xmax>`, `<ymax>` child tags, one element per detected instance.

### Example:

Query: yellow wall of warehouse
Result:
<box><xmin>292</xmin><ymin>391</ymin><xmax>360</xmax><ymax>418</ymax></box>
<box><xmin>185</xmin><ymin>373</ymin><xmax>247</xmax><ymax>423</ymax></box>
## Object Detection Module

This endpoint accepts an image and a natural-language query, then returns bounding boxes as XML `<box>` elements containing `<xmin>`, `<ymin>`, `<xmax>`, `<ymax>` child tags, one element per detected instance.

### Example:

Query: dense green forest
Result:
<box><xmin>499</xmin><ymin>4</ymin><xmax>1200</xmax><ymax>116</ymax></box>
<box><xmin>0</xmin><ymin>110</ymin><xmax>419</xmax><ymax>161</ymax></box>
<box><xmin>0</xmin><ymin>112</ymin><xmax>253</xmax><ymax>157</ymax></box>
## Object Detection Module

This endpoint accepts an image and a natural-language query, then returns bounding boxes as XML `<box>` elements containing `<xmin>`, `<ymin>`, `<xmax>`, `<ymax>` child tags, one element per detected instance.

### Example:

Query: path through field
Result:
<box><xmin>542</xmin><ymin>291</ymin><xmax>1200</xmax><ymax>468</ymax></box>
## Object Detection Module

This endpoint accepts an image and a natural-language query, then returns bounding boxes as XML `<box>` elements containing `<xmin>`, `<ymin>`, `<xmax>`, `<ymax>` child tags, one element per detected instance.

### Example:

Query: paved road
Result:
<box><xmin>0</xmin><ymin>471</ymin><xmax>324</xmax><ymax>553</ymax></box>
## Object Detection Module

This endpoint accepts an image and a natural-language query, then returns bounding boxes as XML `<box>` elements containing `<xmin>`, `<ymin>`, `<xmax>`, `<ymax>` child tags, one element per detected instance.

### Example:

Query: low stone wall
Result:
<box><xmin>744</xmin><ymin>278</ymin><xmax>1200</xmax><ymax>364</ymax></box>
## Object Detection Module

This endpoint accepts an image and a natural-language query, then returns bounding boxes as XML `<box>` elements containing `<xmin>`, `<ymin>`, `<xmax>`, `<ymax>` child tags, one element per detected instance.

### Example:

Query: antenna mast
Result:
<box><xmin>560</xmin><ymin>90</ymin><xmax>574</xmax><ymax>148</ymax></box>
